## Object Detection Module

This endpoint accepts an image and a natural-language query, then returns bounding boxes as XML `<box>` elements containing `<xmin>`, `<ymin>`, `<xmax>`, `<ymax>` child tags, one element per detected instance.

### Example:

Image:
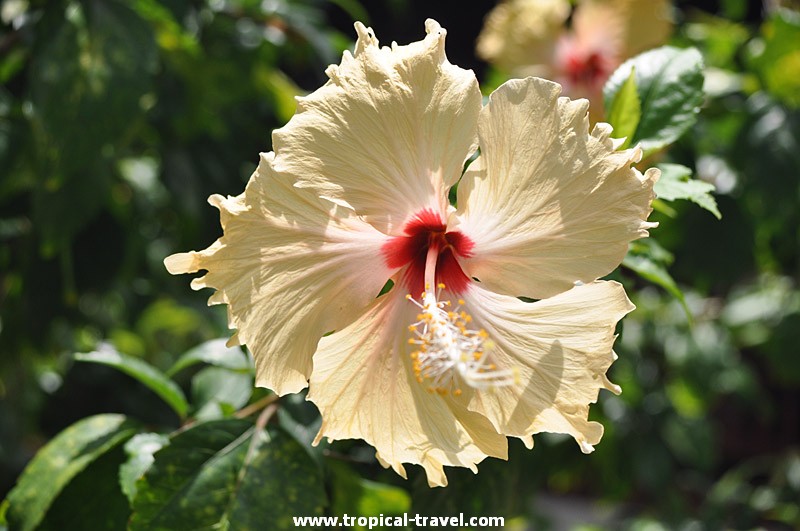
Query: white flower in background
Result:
<box><xmin>478</xmin><ymin>0</ymin><xmax>673</xmax><ymax>119</ymax></box>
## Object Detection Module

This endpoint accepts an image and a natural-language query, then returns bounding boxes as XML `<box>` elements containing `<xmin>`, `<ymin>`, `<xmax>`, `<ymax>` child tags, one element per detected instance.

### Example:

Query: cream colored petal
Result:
<box><xmin>571</xmin><ymin>0</ymin><xmax>627</xmax><ymax>60</ymax></box>
<box><xmin>456</xmin><ymin>77</ymin><xmax>658</xmax><ymax>299</ymax></box>
<box><xmin>476</xmin><ymin>0</ymin><xmax>570</xmax><ymax>74</ymax></box>
<box><xmin>164</xmin><ymin>153</ymin><xmax>393</xmax><ymax>396</ymax></box>
<box><xmin>461</xmin><ymin>281</ymin><xmax>631</xmax><ymax>452</ymax></box>
<box><xmin>307</xmin><ymin>289</ymin><xmax>508</xmax><ymax>487</ymax></box>
<box><xmin>271</xmin><ymin>19</ymin><xmax>481</xmax><ymax>235</ymax></box>
<box><xmin>572</xmin><ymin>0</ymin><xmax>673</xmax><ymax>59</ymax></box>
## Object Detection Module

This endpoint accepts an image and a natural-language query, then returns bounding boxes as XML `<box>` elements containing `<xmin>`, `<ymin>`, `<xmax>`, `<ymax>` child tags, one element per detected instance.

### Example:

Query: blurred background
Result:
<box><xmin>1</xmin><ymin>0</ymin><xmax>799</xmax><ymax>529</ymax></box>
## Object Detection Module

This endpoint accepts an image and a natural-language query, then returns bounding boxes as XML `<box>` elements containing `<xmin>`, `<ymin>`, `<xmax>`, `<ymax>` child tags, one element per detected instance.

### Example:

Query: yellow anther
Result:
<box><xmin>437</xmin><ymin>282</ymin><xmax>446</xmax><ymax>289</ymax></box>
<box><xmin>458</xmin><ymin>299</ymin><xmax>466</xmax><ymax>306</ymax></box>
<box><xmin>405</xmin><ymin>290</ymin><xmax>515</xmax><ymax>393</ymax></box>
<box><xmin>405</xmin><ymin>294</ymin><xmax>412</xmax><ymax>300</ymax></box>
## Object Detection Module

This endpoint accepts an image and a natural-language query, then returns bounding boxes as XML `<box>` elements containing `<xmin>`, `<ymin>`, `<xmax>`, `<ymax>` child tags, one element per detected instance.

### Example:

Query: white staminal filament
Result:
<box><xmin>406</xmin><ymin>283</ymin><xmax>518</xmax><ymax>396</ymax></box>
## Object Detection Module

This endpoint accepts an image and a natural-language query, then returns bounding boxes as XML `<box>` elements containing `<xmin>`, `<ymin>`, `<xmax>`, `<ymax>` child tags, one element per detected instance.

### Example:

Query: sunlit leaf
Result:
<box><xmin>75</xmin><ymin>345</ymin><xmax>189</xmax><ymax>419</ymax></box>
<box><xmin>655</xmin><ymin>163</ymin><xmax>721</xmax><ymax>219</ymax></box>
<box><xmin>4</xmin><ymin>414</ymin><xmax>138</xmax><ymax>531</ymax></box>
<box><xmin>605</xmin><ymin>67</ymin><xmax>641</xmax><ymax>149</ymax></box>
<box><xmin>257</xmin><ymin>68</ymin><xmax>304</xmax><ymax>123</ymax></box>
<box><xmin>129</xmin><ymin>419</ymin><xmax>326</xmax><ymax>530</ymax></box>
<box><xmin>191</xmin><ymin>366</ymin><xmax>253</xmax><ymax>420</ymax></box>
<box><xmin>604</xmin><ymin>46</ymin><xmax>705</xmax><ymax>155</ymax></box>
<box><xmin>167</xmin><ymin>338</ymin><xmax>252</xmax><ymax>376</ymax></box>
<box><xmin>119</xmin><ymin>433</ymin><xmax>170</xmax><ymax>504</ymax></box>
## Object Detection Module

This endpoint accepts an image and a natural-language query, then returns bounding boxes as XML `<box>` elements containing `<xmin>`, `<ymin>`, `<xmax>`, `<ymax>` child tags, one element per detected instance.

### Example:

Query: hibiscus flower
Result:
<box><xmin>165</xmin><ymin>19</ymin><xmax>658</xmax><ymax>487</ymax></box>
<box><xmin>478</xmin><ymin>0</ymin><xmax>673</xmax><ymax>118</ymax></box>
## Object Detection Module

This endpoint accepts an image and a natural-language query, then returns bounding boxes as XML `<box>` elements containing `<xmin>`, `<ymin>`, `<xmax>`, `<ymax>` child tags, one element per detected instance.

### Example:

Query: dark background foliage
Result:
<box><xmin>1</xmin><ymin>0</ymin><xmax>799</xmax><ymax>528</ymax></box>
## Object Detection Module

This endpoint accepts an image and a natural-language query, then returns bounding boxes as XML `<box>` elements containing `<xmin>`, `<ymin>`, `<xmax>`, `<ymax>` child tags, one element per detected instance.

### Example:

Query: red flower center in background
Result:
<box><xmin>382</xmin><ymin>209</ymin><xmax>474</xmax><ymax>295</ymax></box>
<box><xmin>564</xmin><ymin>50</ymin><xmax>610</xmax><ymax>89</ymax></box>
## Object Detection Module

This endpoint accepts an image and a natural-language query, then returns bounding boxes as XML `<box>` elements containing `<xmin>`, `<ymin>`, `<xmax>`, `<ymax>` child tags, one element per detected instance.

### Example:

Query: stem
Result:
<box><xmin>235</xmin><ymin>393</ymin><xmax>280</xmax><ymax>419</ymax></box>
<box><xmin>171</xmin><ymin>393</ymin><xmax>280</xmax><ymax>436</ymax></box>
<box><xmin>254</xmin><ymin>402</ymin><xmax>278</xmax><ymax>430</ymax></box>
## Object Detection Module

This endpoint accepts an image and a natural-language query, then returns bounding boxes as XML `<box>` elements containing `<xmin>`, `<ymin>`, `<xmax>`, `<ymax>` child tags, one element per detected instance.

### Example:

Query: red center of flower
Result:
<box><xmin>564</xmin><ymin>50</ymin><xmax>609</xmax><ymax>89</ymax></box>
<box><xmin>382</xmin><ymin>209</ymin><xmax>474</xmax><ymax>295</ymax></box>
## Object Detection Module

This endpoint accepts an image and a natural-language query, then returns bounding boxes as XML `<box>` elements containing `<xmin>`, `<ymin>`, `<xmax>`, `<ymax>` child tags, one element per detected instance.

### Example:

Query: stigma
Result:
<box><xmin>406</xmin><ymin>283</ymin><xmax>517</xmax><ymax>395</ymax></box>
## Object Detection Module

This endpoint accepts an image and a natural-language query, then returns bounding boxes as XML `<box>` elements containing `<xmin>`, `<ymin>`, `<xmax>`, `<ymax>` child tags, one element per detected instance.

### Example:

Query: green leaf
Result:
<box><xmin>119</xmin><ymin>433</ymin><xmax>170</xmax><ymax>504</ymax></box>
<box><xmin>604</xmin><ymin>46</ymin><xmax>705</xmax><ymax>155</ymax></box>
<box><xmin>277</xmin><ymin>392</ymin><xmax>325</xmax><ymax>464</ymax></box>
<box><xmin>655</xmin><ymin>163</ymin><xmax>722</xmax><ymax>219</ymax></box>
<box><xmin>623</xmin><ymin>252</ymin><xmax>691</xmax><ymax>321</ymax></box>
<box><xmin>4</xmin><ymin>414</ymin><xmax>138</xmax><ymax>531</ymax></box>
<box><xmin>191</xmin><ymin>366</ymin><xmax>253</xmax><ymax>420</ymax></box>
<box><xmin>328</xmin><ymin>461</ymin><xmax>410</xmax><ymax>524</ymax></box>
<box><xmin>129</xmin><ymin>419</ymin><xmax>326</xmax><ymax>530</ymax></box>
<box><xmin>0</xmin><ymin>47</ymin><xmax>27</xmax><ymax>84</ymax></box>
<box><xmin>257</xmin><ymin>68</ymin><xmax>303</xmax><ymax>124</ymax></box>
<box><xmin>37</xmin><ymin>445</ymin><xmax>132</xmax><ymax>530</ymax></box>
<box><xmin>605</xmin><ymin>67</ymin><xmax>641</xmax><ymax>149</ymax></box>
<box><xmin>75</xmin><ymin>346</ymin><xmax>189</xmax><ymax>419</ymax></box>
<box><xmin>167</xmin><ymin>338</ymin><xmax>252</xmax><ymax>377</ymax></box>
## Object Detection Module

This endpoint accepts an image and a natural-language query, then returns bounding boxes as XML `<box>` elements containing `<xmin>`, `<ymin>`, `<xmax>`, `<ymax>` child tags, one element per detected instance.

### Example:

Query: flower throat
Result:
<box><xmin>389</xmin><ymin>211</ymin><xmax>516</xmax><ymax>395</ymax></box>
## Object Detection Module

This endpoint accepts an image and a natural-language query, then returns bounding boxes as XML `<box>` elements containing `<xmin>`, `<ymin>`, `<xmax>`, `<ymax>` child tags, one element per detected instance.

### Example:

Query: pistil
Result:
<box><xmin>405</xmin><ymin>240</ymin><xmax>517</xmax><ymax>395</ymax></box>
